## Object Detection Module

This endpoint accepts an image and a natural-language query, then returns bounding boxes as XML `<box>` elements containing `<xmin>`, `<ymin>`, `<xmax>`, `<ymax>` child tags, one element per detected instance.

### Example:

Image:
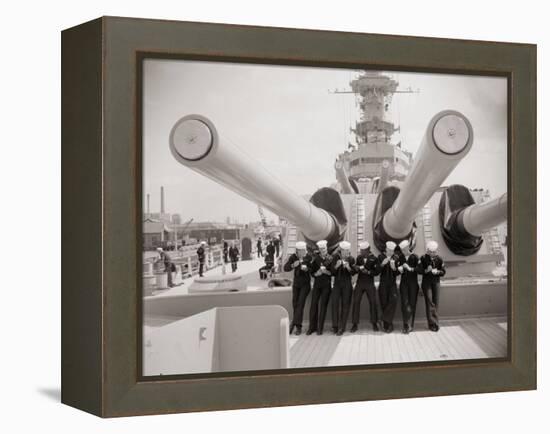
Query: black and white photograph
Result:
<box><xmin>141</xmin><ymin>59</ymin><xmax>508</xmax><ymax>376</ymax></box>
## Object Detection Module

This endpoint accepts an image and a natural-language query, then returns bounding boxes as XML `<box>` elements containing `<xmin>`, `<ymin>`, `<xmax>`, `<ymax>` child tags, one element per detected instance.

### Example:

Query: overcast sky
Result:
<box><xmin>143</xmin><ymin>59</ymin><xmax>507</xmax><ymax>223</ymax></box>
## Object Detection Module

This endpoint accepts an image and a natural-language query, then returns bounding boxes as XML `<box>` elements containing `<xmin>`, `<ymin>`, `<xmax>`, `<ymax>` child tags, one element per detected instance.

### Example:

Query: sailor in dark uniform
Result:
<box><xmin>266</xmin><ymin>239</ymin><xmax>276</xmax><ymax>260</ymax></box>
<box><xmin>397</xmin><ymin>239</ymin><xmax>420</xmax><ymax>334</ymax></box>
<box><xmin>228</xmin><ymin>242</ymin><xmax>239</xmax><ymax>273</ymax></box>
<box><xmin>196</xmin><ymin>241</ymin><xmax>207</xmax><ymax>277</ymax></box>
<box><xmin>418</xmin><ymin>241</ymin><xmax>446</xmax><ymax>332</ymax></box>
<box><xmin>283</xmin><ymin>241</ymin><xmax>312</xmax><ymax>335</ymax></box>
<box><xmin>378</xmin><ymin>241</ymin><xmax>400</xmax><ymax>333</ymax></box>
<box><xmin>307</xmin><ymin>240</ymin><xmax>333</xmax><ymax>335</ymax></box>
<box><xmin>331</xmin><ymin>241</ymin><xmax>356</xmax><ymax>335</ymax></box>
<box><xmin>351</xmin><ymin>241</ymin><xmax>381</xmax><ymax>332</ymax></box>
<box><xmin>223</xmin><ymin>240</ymin><xmax>229</xmax><ymax>263</ymax></box>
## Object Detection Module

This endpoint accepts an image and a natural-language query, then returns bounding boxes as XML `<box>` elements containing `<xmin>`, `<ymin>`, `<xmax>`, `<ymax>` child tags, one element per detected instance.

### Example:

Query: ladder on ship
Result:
<box><xmin>422</xmin><ymin>205</ymin><xmax>433</xmax><ymax>246</ymax></box>
<box><xmin>285</xmin><ymin>224</ymin><xmax>298</xmax><ymax>256</ymax></box>
<box><xmin>354</xmin><ymin>196</ymin><xmax>366</xmax><ymax>248</ymax></box>
<box><xmin>480</xmin><ymin>190</ymin><xmax>503</xmax><ymax>256</ymax></box>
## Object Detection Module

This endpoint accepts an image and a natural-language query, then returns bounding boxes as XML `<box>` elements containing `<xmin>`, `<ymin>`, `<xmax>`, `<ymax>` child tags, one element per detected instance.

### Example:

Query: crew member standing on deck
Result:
<box><xmin>419</xmin><ymin>241</ymin><xmax>446</xmax><ymax>332</ymax></box>
<box><xmin>307</xmin><ymin>240</ymin><xmax>333</xmax><ymax>335</ymax></box>
<box><xmin>351</xmin><ymin>241</ymin><xmax>381</xmax><ymax>332</ymax></box>
<box><xmin>397</xmin><ymin>239</ymin><xmax>420</xmax><ymax>334</ymax></box>
<box><xmin>223</xmin><ymin>240</ymin><xmax>229</xmax><ymax>264</ymax></box>
<box><xmin>331</xmin><ymin>241</ymin><xmax>356</xmax><ymax>336</ymax></box>
<box><xmin>266</xmin><ymin>239</ymin><xmax>276</xmax><ymax>261</ymax></box>
<box><xmin>196</xmin><ymin>241</ymin><xmax>207</xmax><ymax>277</ymax></box>
<box><xmin>378</xmin><ymin>241</ymin><xmax>400</xmax><ymax>333</ymax></box>
<box><xmin>155</xmin><ymin>247</ymin><xmax>175</xmax><ymax>288</ymax></box>
<box><xmin>228</xmin><ymin>241</ymin><xmax>240</xmax><ymax>273</ymax></box>
<box><xmin>283</xmin><ymin>241</ymin><xmax>312</xmax><ymax>336</ymax></box>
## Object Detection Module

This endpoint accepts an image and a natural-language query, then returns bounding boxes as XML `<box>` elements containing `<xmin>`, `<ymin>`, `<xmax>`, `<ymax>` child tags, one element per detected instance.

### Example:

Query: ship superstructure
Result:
<box><xmin>333</xmin><ymin>71</ymin><xmax>415</xmax><ymax>194</ymax></box>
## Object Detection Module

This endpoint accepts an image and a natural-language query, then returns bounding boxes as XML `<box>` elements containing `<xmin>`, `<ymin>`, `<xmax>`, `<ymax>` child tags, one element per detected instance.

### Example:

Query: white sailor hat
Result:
<box><xmin>200</xmin><ymin>241</ymin><xmax>207</xmax><ymax>245</ymax></box>
<box><xmin>156</xmin><ymin>247</ymin><xmax>163</xmax><ymax>252</ymax></box>
<box><xmin>359</xmin><ymin>241</ymin><xmax>370</xmax><ymax>250</ymax></box>
<box><xmin>295</xmin><ymin>241</ymin><xmax>307</xmax><ymax>250</ymax></box>
<box><xmin>316</xmin><ymin>240</ymin><xmax>328</xmax><ymax>248</ymax></box>
<box><xmin>339</xmin><ymin>241</ymin><xmax>351</xmax><ymax>250</ymax></box>
<box><xmin>386</xmin><ymin>241</ymin><xmax>396</xmax><ymax>250</ymax></box>
<box><xmin>399</xmin><ymin>240</ymin><xmax>410</xmax><ymax>250</ymax></box>
<box><xmin>427</xmin><ymin>240</ymin><xmax>439</xmax><ymax>252</ymax></box>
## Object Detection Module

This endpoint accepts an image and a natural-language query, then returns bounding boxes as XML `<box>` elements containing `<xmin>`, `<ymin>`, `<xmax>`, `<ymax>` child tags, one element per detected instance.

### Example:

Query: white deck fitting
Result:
<box><xmin>143</xmin><ymin>305</ymin><xmax>289</xmax><ymax>376</ymax></box>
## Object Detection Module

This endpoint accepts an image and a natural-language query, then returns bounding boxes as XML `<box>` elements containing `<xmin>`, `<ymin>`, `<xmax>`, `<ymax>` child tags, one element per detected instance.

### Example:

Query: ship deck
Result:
<box><xmin>145</xmin><ymin>257</ymin><xmax>508</xmax><ymax>369</ymax></box>
<box><xmin>288</xmin><ymin>316</ymin><xmax>507</xmax><ymax>368</ymax></box>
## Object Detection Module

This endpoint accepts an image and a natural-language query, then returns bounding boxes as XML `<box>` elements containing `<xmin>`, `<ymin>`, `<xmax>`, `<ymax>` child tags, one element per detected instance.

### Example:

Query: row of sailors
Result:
<box><xmin>283</xmin><ymin>239</ymin><xmax>446</xmax><ymax>336</ymax></box>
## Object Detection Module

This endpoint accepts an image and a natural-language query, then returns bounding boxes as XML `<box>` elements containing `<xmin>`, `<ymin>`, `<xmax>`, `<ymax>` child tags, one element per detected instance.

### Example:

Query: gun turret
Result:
<box><xmin>169</xmin><ymin>115</ymin><xmax>341</xmax><ymax>246</ymax></box>
<box><xmin>373</xmin><ymin>110</ymin><xmax>474</xmax><ymax>251</ymax></box>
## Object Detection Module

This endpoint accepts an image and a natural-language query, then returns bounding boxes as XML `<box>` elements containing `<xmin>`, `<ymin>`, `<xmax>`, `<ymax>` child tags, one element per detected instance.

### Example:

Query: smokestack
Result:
<box><xmin>160</xmin><ymin>186</ymin><xmax>165</xmax><ymax>214</ymax></box>
<box><xmin>147</xmin><ymin>194</ymin><xmax>150</xmax><ymax>214</ymax></box>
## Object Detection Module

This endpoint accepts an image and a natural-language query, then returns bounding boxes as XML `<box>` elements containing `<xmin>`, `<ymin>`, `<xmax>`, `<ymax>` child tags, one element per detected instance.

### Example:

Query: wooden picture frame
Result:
<box><xmin>61</xmin><ymin>16</ymin><xmax>536</xmax><ymax>417</ymax></box>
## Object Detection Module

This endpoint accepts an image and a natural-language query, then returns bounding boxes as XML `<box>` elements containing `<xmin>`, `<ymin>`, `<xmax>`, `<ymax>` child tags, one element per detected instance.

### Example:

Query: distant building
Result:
<box><xmin>143</xmin><ymin>218</ymin><xmax>174</xmax><ymax>250</ymax></box>
<box><xmin>184</xmin><ymin>221</ymin><xmax>241</xmax><ymax>244</ymax></box>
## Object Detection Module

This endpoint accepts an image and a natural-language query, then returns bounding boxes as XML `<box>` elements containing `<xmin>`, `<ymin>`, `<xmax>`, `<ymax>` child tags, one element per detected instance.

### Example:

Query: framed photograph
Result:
<box><xmin>62</xmin><ymin>16</ymin><xmax>536</xmax><ymax>417</ymax></box>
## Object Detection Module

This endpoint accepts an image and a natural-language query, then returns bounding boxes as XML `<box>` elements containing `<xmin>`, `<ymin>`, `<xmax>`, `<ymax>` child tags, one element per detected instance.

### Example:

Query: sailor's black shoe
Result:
<box><xmin>317</xmin><ymin>329</ymin><xmax>323</xmax><ymax>335</ymax></box>
<box><xmin>350</xmin><ymin>324</ymin><xmax>358</xmax><ymax>333</ymax></box>
<box><xmin>295</xmin><ymin>326</ymin><xmax>302</xmax><ymax>336</ymax></box>
<box><xmin>429</xmin><ymin>324</ymin><xmax>440</xmax><ymax>332</ymax></box>
<box><xmin>336</xmin><ymin>329</ymin><xmax>344</xmax><ymax>336</ymax></box>
<box><xmin>289</xmin><ymin>325</ymin><xmax>295</xmax><ymax>335</ymax></box>
<box><xmin>403</xmin><ymin>325</ymin><xmax>411</xmax><ymax>334</ymax></box>
<box><xmin>306</xmin><ymin>329</ymin><xmax>315</xmax><ymax>336</ymax></box>
<box><xmin>332</xmin><ymin>327</ymin><xmax>338</xmax><ymax>334</ymax></box>
<box><xmin>372</xmin><ymin>322</ymin><xmax>380</xmax><ymax>332</ymax></box>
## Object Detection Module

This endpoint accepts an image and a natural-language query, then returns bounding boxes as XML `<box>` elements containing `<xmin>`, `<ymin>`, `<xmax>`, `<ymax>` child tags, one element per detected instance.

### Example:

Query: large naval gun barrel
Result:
<box><xmin>459</xmin><ymin>193</ymin><xmax>507</xmax><ymax>237</ymax></box>
<box><xmin>439</xmin><ymin>185</ymin><xmax>507</xmax><ymax>255</ymax></box>
<box><xmin>382</xmin><ymin>110</ymin><xmax>474</xmax><ymax>240</ymax></box>
<box><xmin>169</xmin><ymin>115</ymin><xmax>339</xmax><ymax>244</ymax></box>
<box><xmin>334</xmin><ymin>160</ymin><xmax>355</xmax><ymax>194</ymax></box>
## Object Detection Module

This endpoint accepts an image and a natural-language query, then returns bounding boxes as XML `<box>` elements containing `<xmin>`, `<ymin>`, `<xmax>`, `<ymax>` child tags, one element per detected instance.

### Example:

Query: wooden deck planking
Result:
<box><xmin>309</xmin><ymin>337</ymin><xmax>324</xmax><ymax>367</ymax></box>
<box><xmin>457</xmin><ymin>320</ymin><xmax>504</xmax><ymax>358</ymax></box>
<box><xmin>437</xmin><ymin>325</ymin><xmax>467</xmax><ymax>360</ymax></box>
<box><xmin>454</xmin><ymin>321</ymin><xmax>496</xmax><ymax>357</ymax></box>
<box><xmin>409</xmin><ymin>329</ymin><xmax>430</xmax><ymax>362</ymax></box>
<box><xmin>374</xmin><ymin>330</ymin><xmax>384</xmax><ymax>364</ymax></box>
<box><xmin>402</xmin><ymin>329</ymin><xmax>421</xmax><ymax>362</ymax></box>
<box><xmin>289</xmin><ymin>316</ymin><xmax>507</xmax><ymax>368</ymax></box>
<box><xmin>440</xmin><ymin>323</ymin><xmax>487</xmax><ymax>359</ymax></box>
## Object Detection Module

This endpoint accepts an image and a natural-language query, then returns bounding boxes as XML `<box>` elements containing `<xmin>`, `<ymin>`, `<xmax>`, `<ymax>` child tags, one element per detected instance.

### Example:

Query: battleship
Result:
<box><xmin>143</xmin><ymin>70</ymin><xmax>508</xmax><ymax>376</ymax></box>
